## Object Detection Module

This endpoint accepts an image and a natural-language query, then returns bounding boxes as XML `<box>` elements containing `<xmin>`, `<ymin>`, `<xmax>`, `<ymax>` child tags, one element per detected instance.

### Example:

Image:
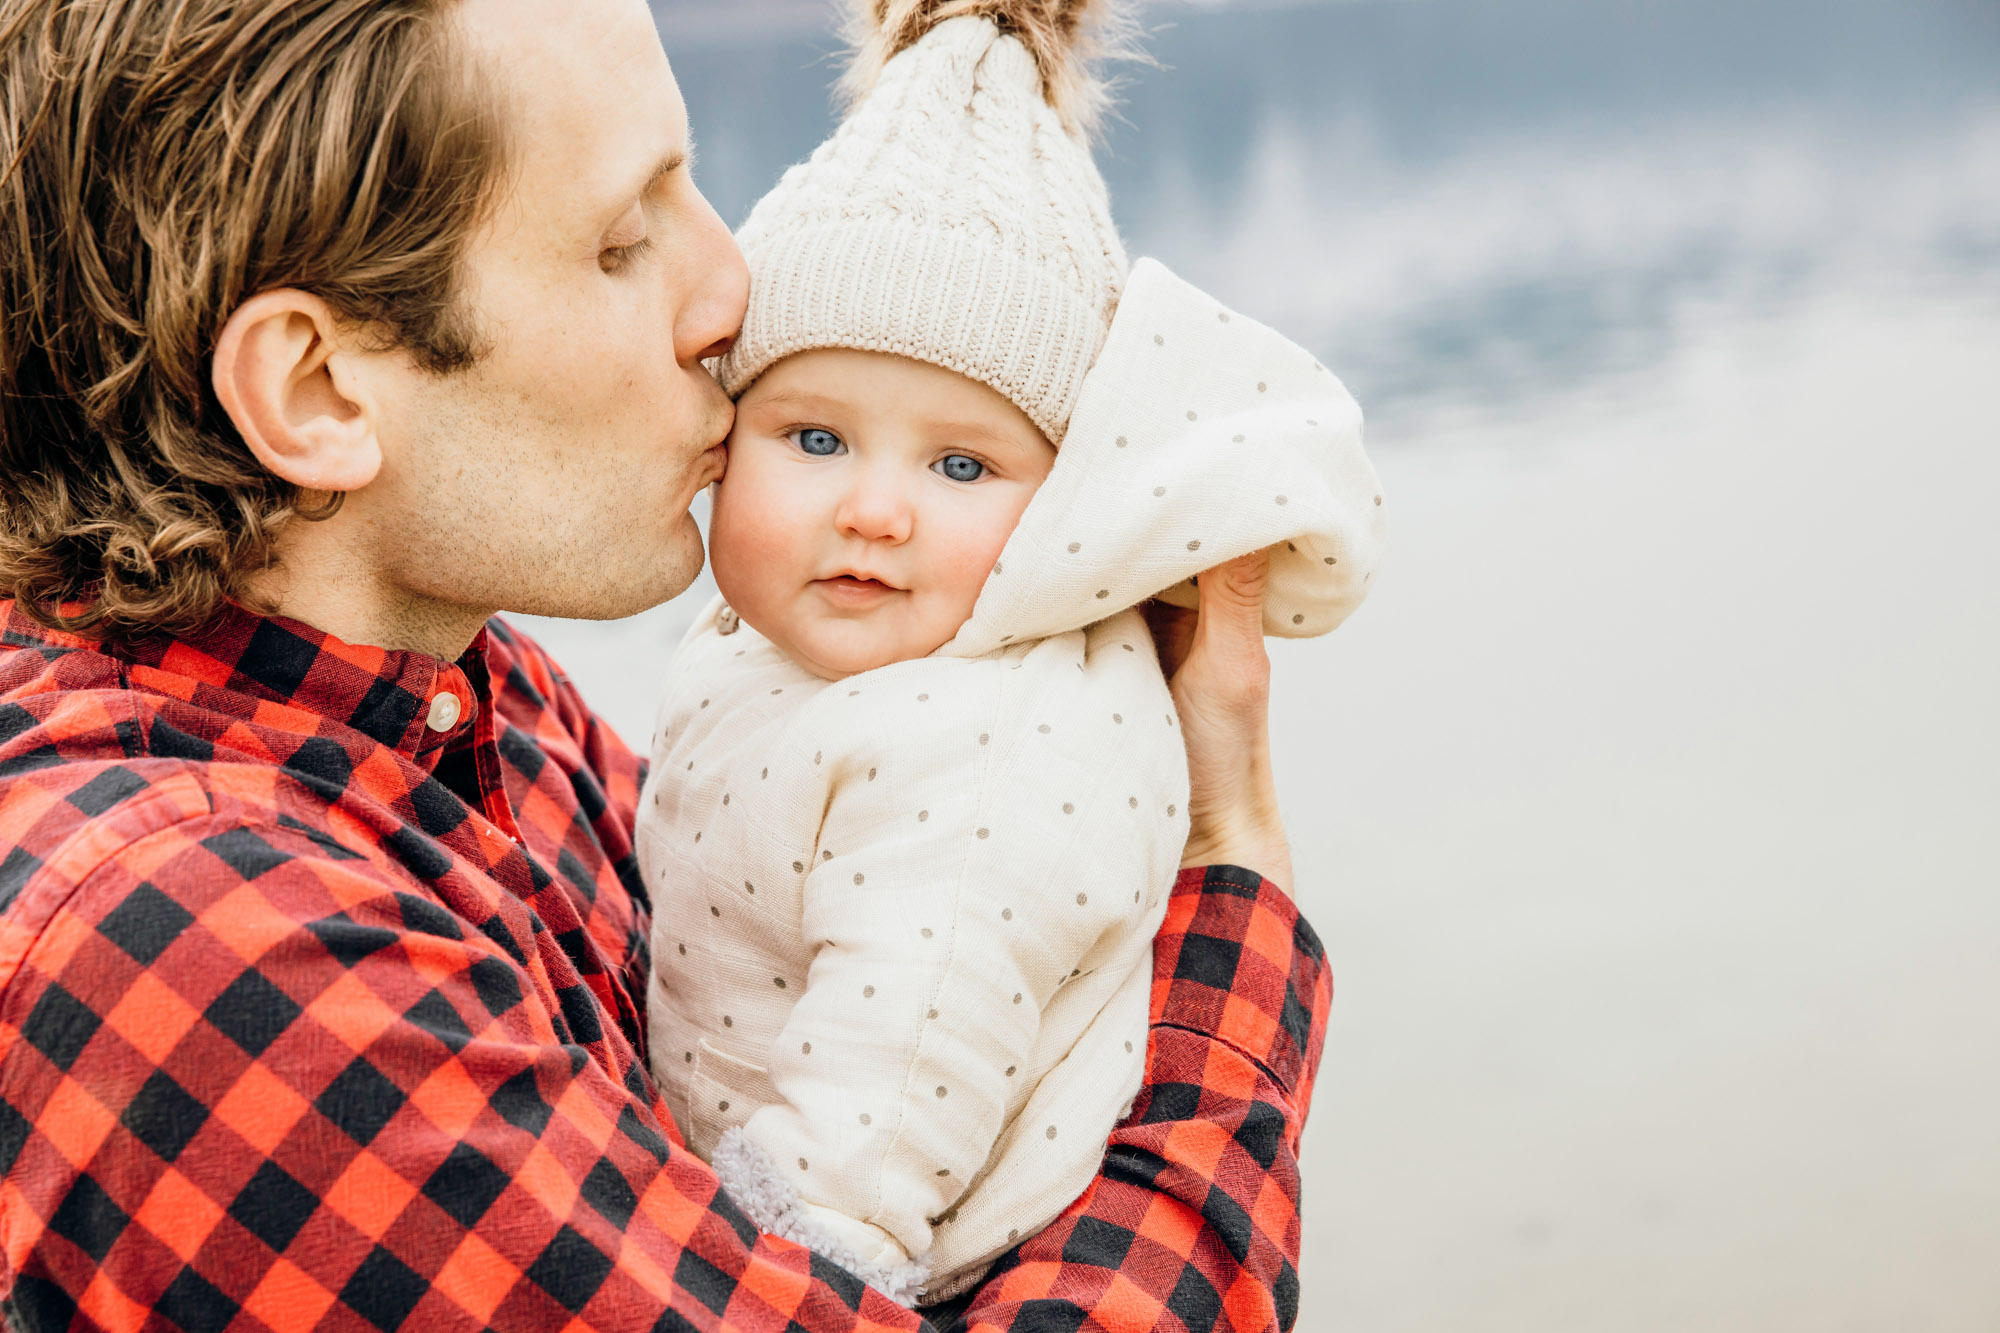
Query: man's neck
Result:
<box><xmin>249</xmin><ymin>522</ymin><xmax>495</xmax><ymax>663</ymax></box>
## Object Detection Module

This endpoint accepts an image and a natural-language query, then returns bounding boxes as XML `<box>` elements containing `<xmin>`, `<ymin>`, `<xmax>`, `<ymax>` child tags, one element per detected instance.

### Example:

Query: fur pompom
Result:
<box><xmin>841</xmin><ymin>0</ymin><xmax>1139</xmax><ymax>135</ymax></box>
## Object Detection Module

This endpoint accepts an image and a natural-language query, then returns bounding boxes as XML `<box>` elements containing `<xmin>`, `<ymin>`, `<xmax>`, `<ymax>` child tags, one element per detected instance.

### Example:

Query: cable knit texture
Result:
<box><xmin>715</xmin><ymin>15</ymin><xmax>1128</xmax><ymax>445</ymax></box>
<box><xmin>642</xmin><ymin>260</ymin><xmax>1386</xmax><ymax>1303</ymax></box>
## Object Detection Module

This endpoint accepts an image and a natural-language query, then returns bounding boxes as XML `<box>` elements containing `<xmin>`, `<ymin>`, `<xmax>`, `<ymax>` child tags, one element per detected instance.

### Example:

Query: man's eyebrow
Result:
<box><xmin>601</xmin><ymin>145</ymin><xmax>691</xmax><ymax>224</ymax></box>
<box><xmin>640</xmin><ymin>144</ymin><xmax>692</xmax><ymax>196</ymax></box>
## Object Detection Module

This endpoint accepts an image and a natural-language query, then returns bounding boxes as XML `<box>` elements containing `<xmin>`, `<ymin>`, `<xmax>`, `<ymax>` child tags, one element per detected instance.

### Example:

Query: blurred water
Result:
<box><xmin>660</xmin><ymin>0</ymin><xmax>2000</xmax><ymax>425</ymax></box>
<box><xmin>520</xmin><ymin>2</ymin><xmax>2000</xmax><ymax>1328</ymax></box>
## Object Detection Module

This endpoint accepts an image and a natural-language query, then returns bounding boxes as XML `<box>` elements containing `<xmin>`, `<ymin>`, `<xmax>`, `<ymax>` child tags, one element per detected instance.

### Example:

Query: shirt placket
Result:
<box><xmin>421</xmin><ymin>655</ymin><xmax>528</xmax><ymax>864</ymax></box>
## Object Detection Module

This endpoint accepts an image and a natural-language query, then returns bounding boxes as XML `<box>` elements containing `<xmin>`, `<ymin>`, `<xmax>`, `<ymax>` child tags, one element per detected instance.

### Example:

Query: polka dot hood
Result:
<box><xmin>936</xmin><ymin>256</ymin><xmax>1386</xmax><ymax>655</ymax></box>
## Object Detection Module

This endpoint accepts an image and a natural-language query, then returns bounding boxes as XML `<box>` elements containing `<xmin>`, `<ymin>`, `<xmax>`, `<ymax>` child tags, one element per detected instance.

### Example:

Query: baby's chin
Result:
<box><xmin>778</xmin><ymin>617</ymin><xmax>957</xmax><ymax>681</ymax></box>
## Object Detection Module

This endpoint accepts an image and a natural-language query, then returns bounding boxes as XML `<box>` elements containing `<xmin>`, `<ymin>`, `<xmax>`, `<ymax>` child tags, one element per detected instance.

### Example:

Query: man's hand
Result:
<box><xmin>1145</xmin><ymin>551</ymin><xmax>1295</xmax><ymax>895</ymax></box>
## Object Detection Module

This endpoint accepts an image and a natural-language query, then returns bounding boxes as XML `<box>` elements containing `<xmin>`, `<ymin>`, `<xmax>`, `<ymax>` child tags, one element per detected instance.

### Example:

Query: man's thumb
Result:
<box><xmin>1197</xmin><ymin>551</ymin><xmax>1271</xmax><ymax>635</ymax></box>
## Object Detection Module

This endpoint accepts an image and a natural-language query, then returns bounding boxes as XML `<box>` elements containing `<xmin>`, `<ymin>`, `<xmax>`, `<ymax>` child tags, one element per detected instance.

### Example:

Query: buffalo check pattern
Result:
<box><xmin>0</xmin><ymin>598</ymin><xmax>1330</xmax><ymax>1332</ymax></box>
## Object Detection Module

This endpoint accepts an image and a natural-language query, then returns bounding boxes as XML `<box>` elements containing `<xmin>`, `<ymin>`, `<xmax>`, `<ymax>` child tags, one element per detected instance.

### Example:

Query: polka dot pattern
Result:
<box><xmin>633</xmin><ymin>261</ymin><xmax>1378</xmax><ymax>1299</ymax></box>
<box><xmin>644</xmin><ymin>619</ymin><xmax>1190</xmax><ymax>1293</ymax></box>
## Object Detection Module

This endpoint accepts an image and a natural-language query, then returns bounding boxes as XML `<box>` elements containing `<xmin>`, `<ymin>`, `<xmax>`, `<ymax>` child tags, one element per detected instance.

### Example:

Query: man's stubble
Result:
<box><xmin>356</xmin><ymin>349</ymin><xmax>724</xmax><ymax>628</ymax></box>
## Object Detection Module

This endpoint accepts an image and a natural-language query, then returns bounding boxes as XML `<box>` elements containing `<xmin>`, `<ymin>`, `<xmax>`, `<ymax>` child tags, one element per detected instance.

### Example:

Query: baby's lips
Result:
<box><xmin>821</xmin><ymin>572</ymin><xmax>905</xmax><ymax>591</ymax></box>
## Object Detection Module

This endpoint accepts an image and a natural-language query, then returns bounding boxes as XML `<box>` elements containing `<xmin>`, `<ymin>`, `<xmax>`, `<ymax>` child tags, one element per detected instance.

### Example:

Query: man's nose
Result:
<box><xmin>675</xmin><ymin>186</ymin><xmax>750</xmax><ymax>366</ymax></box>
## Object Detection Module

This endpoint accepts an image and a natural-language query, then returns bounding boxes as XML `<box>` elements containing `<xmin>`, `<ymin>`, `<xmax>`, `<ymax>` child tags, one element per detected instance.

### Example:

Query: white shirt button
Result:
<box><xmin>426</xmin><ymin>692</ymin><xmax>462</xmax><ymax>732</ymax></box>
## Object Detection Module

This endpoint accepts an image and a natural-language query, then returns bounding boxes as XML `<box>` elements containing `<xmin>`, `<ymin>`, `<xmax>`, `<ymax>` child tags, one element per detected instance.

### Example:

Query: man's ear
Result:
<box><xmin>212</xmin><ymin>290</ymin><xmax>383</xmax><ymax>494</ymax></box>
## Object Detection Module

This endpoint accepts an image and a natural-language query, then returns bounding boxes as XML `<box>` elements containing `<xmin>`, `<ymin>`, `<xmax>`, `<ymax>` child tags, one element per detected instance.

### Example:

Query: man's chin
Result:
<box><xmin>599</xmin><ymin>546</ymin><xmax>707</xmax><ymax>622</ymax></box>
<box><xmin>504</xmin><ymin>520</ymin><xmax>706</xmax><ymax>623</ymax></box>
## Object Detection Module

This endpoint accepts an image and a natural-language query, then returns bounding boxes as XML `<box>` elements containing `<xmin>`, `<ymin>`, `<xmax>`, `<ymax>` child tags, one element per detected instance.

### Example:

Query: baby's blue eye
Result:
<box><xmin>795</xmin><ymin>428</ymin><xmax>842</xmax><ymax>456</ymax></box>
<box><xmin>937</xmin><ymin>454</ymin><xmax>986</xmax><ymax>483</ymax></box>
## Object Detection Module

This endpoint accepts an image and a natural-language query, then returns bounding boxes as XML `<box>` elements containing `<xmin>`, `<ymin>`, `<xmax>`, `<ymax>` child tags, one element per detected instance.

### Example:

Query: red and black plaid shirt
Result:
<box><xmin>0</xmin><ymin>597</ymin><xmax>1328</xmax><ymax>1332</ymax></box>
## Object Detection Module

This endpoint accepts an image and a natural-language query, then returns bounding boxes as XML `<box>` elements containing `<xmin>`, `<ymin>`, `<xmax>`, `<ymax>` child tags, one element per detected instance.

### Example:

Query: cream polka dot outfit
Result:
<box><xmin>640</xmin><ymin>5</ymin><xmax>1386</xmax><ymax>1307</ymax></box>
<box><xmin>640</xmin><ymin>259</ymin><xmax>1386</xmax><ymax>1305</ymax></box>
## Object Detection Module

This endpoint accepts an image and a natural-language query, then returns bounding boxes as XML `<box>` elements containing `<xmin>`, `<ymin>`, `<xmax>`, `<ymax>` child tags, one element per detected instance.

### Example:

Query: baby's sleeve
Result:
<box><xmin>709</xmin><ymin>644</ymin><xmax>1184</xmax><ymax>1305</ymax></box>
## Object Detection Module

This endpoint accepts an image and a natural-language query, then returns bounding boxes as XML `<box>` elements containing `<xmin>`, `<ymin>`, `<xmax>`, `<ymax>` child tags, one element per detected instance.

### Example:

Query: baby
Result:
<box><xmin>637</xmin><ymin>0</ymin><xmax>1386</xmax><ymax>1306</ymax></box>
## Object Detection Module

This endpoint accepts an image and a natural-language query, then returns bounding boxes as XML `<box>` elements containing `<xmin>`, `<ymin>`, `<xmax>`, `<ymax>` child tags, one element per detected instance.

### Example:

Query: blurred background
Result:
<box><xmin>520</xmin><ymin>1</ymin><xmax>2000</xmax><ymax>1327</ymax></box>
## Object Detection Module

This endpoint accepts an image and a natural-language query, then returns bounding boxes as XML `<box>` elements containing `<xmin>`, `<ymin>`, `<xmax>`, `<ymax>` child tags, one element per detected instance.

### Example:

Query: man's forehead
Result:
<box><xmin>459</xmin><ymin>0</ymin><xmax>686</xmax><ymax>201</ymax></box>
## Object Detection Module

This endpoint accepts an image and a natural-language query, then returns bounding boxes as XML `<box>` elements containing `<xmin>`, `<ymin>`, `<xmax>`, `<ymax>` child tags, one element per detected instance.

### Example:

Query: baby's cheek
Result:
<box><xmin>927</xmin><ymin>510</ymin><xmax>1015</xmax><ymax>620</ymax></box>
<box><xmin>710</xmin><ymin>471</ymin><xmax>803</xmax><ymax>611</ymax></box>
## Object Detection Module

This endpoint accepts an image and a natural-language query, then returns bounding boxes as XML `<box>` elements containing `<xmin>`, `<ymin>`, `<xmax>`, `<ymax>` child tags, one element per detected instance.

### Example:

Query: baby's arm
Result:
<box><xmin>711</xmin><ymin>642</ymin><xmax>1185</xmax><ymax>1304</ymax></box>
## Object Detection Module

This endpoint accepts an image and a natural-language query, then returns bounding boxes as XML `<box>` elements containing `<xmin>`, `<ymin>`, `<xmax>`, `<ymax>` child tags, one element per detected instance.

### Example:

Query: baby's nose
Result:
<box><xmin>836</xmin><ymin>477</ymin><xmax>915</xmax><ymax>543</ymax></box>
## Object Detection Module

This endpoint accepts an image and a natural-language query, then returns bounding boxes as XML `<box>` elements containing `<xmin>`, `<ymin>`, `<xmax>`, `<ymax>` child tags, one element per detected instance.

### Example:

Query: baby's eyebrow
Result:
<box><xmin>745</xmin><ymin>392</ymin><xmax>1039</xmax><ymax>453</ymax></box>
<box><xmin>931</xmin><ymin>419</ymin><xmax>1024</xmax><ymax>451</ymax></box>
<box><xmin>748</xmin><ymin>389</ymin><xmax>843</xmax><ymax>412</ymax></box>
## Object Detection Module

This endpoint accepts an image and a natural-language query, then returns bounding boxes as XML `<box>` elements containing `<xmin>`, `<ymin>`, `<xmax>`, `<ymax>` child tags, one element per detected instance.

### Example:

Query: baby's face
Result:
<box><xmin>710</xmin><ymin>348</ymin><xmax>1056</xmax><ymax>678</ymax></box>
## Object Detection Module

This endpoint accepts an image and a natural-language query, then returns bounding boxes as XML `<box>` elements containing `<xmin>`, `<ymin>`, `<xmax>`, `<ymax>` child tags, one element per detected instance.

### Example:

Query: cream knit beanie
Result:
<box><xmin>715</xmin><ymin>1</ymin><xmax>1133</xmax><ymax>445</ymax></box>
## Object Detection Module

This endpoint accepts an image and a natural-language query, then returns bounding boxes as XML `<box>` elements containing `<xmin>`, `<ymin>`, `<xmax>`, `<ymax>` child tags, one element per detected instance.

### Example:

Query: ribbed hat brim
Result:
<box><xmin>717</xmin><ymin>217</ymin><xmax>1111</xmax><ymax>445</ymax></box>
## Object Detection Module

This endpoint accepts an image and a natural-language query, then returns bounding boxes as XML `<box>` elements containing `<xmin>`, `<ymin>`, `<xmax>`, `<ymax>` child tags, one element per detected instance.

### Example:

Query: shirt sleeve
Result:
<box><xmin>1</xmin><ymin>810</ymin><xmax>1323</xmax><ymax>1333</ymax></box>
<box><xmin>0</xmin><ymin>813</ymin><xmax>923</xmax><ymax>1333</ymax></box>
<box><xmin>934</xmin><ymin>864</ymin><xmax>1329</xmax><ymax>1333</ymax></box>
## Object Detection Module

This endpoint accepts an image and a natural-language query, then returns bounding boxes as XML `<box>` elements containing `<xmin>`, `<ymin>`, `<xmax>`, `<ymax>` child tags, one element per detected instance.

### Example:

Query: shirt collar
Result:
<box><xmin>111</xmin><ymin>600</ymin><xmax>487</xmax><ymax>771</ymax></box>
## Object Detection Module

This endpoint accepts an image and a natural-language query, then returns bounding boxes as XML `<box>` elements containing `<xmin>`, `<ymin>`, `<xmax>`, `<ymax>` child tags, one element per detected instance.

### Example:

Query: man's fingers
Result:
<box><xmin>1191</xmin><ymin>552</ymin><xmax>1272</xmax><ymax>697</ymax></box>
<box><xmin>1197</xmin><ymin>551</ymin><xmax>1272</xmax><ymax>624</ymax></box>
<box><xmin>1169</xmin><ymin>550</ymin><xmax>1290</xmax><ymax>887</ymax></box>
<box><xmin>1147</xmin><ymin>551</ymin><xmax>1272</xmax><ymax>684</ymax></box>
<box><xmin>1143</xmin><ymin>600</ymin><xmax>1197</xmax><ymax>678</ymax></box>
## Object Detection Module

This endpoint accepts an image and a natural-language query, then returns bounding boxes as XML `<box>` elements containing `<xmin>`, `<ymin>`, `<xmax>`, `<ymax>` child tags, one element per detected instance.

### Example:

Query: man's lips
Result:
<box><xmin>698</xmin><ymin>440</ymin><xmax>728</xmax><ymax>482</ymax></box>
<box><xmin>693</xmin><ymin>399</ymin><xmax>734</xmax><ymax>484</ymax></box>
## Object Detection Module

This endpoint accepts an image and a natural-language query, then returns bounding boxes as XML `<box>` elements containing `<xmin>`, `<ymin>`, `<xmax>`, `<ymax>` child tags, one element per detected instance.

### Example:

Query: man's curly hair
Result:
<box><xmin>0</xmin><ymin>0</ymin><xmax>506</xmax><ymax>643</ymax></box>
